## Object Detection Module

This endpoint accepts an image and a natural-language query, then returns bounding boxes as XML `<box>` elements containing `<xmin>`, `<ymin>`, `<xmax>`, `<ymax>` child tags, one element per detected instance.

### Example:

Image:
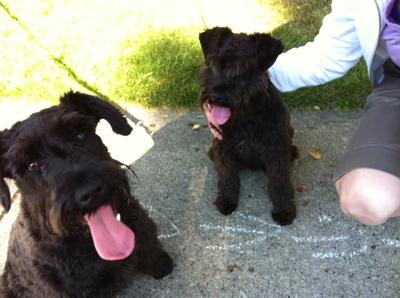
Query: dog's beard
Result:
<box><xmin>48</xmin><ymin>199</ymin><xmax>85</xmax><ymax>236</ymax></box>
<box><xmin>48</xmin><ymin>189</ymin><xmax>136</xmax><ymax>261</ymax></box>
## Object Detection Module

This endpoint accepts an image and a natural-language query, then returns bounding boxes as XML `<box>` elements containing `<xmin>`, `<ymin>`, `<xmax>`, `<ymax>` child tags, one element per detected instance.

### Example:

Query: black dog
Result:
<box><xmin>0</xmin><ymin>92</ymin><xmax>173</xmax><ymax>297</ymax></box>
<box><xmin>199</xmin><ymin>27</ymin><xmax>298</xmax><ymax>225</ymax></box>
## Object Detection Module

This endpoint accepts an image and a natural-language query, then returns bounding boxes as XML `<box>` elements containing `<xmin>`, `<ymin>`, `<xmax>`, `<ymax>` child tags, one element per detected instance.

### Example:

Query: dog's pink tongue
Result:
<box><xmin>84</xmin><ymin>205</ymin><xmax>135</xmax><ymax>261</ymax></box>
<box><xmin>210</xmin><ymin>105</ymin><xmax>231</xmax><ymax>125</ymax></box>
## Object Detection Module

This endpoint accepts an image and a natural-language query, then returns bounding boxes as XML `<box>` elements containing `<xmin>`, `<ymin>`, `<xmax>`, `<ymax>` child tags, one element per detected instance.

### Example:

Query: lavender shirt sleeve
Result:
<box><xmin>382</xmin><ymin>0</ymin><xmax>400</xmax><ymax>66</ymax></box>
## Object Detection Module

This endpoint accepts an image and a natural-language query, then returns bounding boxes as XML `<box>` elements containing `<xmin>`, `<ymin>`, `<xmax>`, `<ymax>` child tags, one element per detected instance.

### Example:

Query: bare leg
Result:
<box><xmin>336</xmin><ymin>168</ymin><xmax>400</xmax><ymax>225</ymax></box>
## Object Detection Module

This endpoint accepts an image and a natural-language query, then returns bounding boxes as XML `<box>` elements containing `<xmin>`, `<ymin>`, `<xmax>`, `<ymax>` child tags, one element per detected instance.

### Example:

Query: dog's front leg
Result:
<box><xmin>265</xmin><ymin>160</ymin><xmax>296</xmax><ymax>225</ymax></box>
<box><xmin>210</xmin><ymin>146</ymin><xmax>240</xmax><ymax>215</ymax></box>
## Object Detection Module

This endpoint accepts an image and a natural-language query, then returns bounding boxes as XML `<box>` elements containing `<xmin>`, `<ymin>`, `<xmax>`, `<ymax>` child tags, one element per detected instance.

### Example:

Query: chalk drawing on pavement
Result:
<box><xmin>199</xmin><ymin>211</ymin><xmax>399</xmax><ymax>260</ymax></box>
<box><xmin>141</xmin><ymin>203</ymin><xmax>181</xmax><ymax>240</ymax></box>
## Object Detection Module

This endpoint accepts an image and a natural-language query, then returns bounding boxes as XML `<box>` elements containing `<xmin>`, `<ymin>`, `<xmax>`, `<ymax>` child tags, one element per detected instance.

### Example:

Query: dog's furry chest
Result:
<box><xmin>233</xmin><ymin>140</ymin><xmax>265</xmax><ymax>169</ymax></box>
<box><xmin>221</xmin><ymin>121</ymin><xmax>282</xmax><ymax>168</ymax></box>
<box><xmin>3</xmin><ymin>214</ymin><xmax>64</xmax><ymax>297</ymax></box>
<box><xmin>2</xmin><ymin>213</ymin><xmax>130</xmax><ymax>298</ymax></box>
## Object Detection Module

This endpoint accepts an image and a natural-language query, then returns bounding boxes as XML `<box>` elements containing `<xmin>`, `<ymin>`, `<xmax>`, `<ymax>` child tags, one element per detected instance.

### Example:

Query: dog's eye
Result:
<box><xmin>28</xmin><ymin>161</ymin><xmax>41</xmax><ymax>172</ymax></box>
<box><xmin>76</xmin><ymin>133</ymin><xmax>86</xmax><ymax>141</ymax></box>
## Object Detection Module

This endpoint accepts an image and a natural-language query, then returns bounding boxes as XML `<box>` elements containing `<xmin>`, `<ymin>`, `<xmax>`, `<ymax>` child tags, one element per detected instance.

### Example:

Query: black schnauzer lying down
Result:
<box><xmin>199</xmin><ymin>27</ymin><xmax>298</xmax><ymax>225</ymax></box>
<box><xmin>0</xmin><ymin>92</ymin><xmax>173</xmax><ymax>297</ymax></box>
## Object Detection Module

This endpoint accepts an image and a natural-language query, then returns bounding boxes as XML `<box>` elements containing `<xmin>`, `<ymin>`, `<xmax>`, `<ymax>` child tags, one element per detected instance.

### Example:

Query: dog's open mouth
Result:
<box><xmin>203</xmin><ymin>102</ymin><xmax>231</xmax><ymax>140</ymax></box>
<box><xmin>203</xmin><ymin>102</ymin><xmax>231</xmax><ymax>125</ymax></box>
<box><xmin>84</xmin><ymin>205</ymin><xmax>135</xmax><ymax>261</ymax></box>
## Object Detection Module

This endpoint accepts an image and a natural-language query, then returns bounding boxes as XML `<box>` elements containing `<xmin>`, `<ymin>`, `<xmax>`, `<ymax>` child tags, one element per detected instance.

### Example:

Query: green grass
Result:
<box><xmin>0</xmin><ymin>0</ymin><xmax>371</xmax><ymax>110</ymax></box>
<box><xmin>112</xmin><ymin>29</ymin><xmax>203</xmax><ymax>107</ymax></box>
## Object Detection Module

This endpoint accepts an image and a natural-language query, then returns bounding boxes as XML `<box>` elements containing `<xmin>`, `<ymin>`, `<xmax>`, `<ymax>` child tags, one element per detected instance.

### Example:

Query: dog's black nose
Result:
<box><xmin>210</xmin><ymin>92</ymin><xmax>229</xmax><ymax>106</ymax></box>
<box><xmin>74</xmin><ymin>182</ymin><xmax>104</xmax><ymax>207</ymax></box>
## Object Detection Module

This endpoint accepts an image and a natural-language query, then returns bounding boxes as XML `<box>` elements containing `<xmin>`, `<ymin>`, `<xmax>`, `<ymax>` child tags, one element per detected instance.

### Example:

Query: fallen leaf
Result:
<box><xmin>192</xmin><ymin>124</ymin><xmax>201</xmax><ymax>130</ymax></box>
<box><xmin>296</xmin><ymin>186</ymin><xmax>305</xmax><ymax>193</ymax></box>
<box><xmin>301</xmin><ymin>200</ymin><xmax>309</xmax><ymax>207</ymax></box>
<box><xmin>308</xmin><ymin>150</ymin><xmax>322</xmax><ymax>160</ymax></box>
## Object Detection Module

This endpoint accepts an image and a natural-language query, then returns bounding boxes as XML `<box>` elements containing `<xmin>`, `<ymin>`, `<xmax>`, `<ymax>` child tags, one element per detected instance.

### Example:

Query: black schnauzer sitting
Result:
<box><xmin>199</xmin><ymin>27</ymin><xmax>298</xmax><ymax>225</ymax></box>
<box><xmin>0</xmin><ymin>92</ymin><xmax>173</xmax><ymax>298</ymax></box>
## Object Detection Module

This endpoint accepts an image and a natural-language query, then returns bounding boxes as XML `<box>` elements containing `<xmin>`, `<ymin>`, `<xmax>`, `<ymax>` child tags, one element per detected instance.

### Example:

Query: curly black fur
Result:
<box><xmin>0</xmin><ymin>92</ymin><xmax>173</xmax><ymax>298</ymax></box>
<box><xmin>199</xmin><ymin>27</ymin><xmax>298</xmax><ymax>225</ymax></box>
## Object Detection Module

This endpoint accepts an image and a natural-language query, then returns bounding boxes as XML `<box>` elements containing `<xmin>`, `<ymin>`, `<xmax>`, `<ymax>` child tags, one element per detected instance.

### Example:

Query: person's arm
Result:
<box><xmin>269</xmin><ymin>0</ymin><xmax>363</xmax><ymax>92</ymax></box>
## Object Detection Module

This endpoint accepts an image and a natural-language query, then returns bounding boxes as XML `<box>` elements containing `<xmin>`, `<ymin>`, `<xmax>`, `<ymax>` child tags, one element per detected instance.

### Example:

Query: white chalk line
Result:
<box><xmin>202</xmin><ymin>225</ymin><xmax>369</xmax><ymax>259</ymax></box>
<box><xmin>202</xmin><ymin>228</ymin><xmax>351</xmax><ymax>253</ymax></box>
<box><xmin>312</xmin><ymin>245</ymin><xmax>368</xmax><ymax>260</ymax></box>
<box><xmin>199</xmin><ymin>224</ymin><xmax>268</xmax><ymax>235</ymax></box>
<box><xmin>205</xmin><ymin>234</ymin><xmax>269</xmax><ymax>251</ymax></box>
<box><xmin>318</xmin><ymin>215</ymin><xmax>333</xmax><ymax>223</ymax></box>
<box><xmin>237</xmin><ymin>212</ymin><xmax>282</xmax><ymax>229</ymax></box>
<box><xmin>141</xmin><ymin>203</ymin><xmax>181</xmax><ymax>240</ymax></box>
<box><xmin>199</xmin><ymin>213</ymin><xmax>400</xmax><ymax>260</ymax></box>
<box><xmin>381</xmin><ymin>238</ymin><xmax>400</xmax><ymax>247</ymax></box>
<box><xmin>138</xmin><ymin>204</ymin><xmax>400</xmax><ymax>260</ymax></box>
<box><xmin>292</xmin><ymin>235</ymin><xmax>350</xmax><ymax>243</ymax></box>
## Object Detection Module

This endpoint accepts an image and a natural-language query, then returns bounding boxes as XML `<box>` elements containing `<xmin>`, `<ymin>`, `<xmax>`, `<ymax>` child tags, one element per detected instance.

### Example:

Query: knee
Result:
<box><xmin>337</xmin><ymin>178</ymin><xmax>399</xmax><ymax>225</ymax></box>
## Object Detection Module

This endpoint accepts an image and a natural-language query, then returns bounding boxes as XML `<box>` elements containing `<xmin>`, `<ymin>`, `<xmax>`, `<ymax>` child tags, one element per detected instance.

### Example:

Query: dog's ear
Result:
<box><xmin>60</xmin><ymin>92</ymin><xmax>132</xmax><ymax>136</ymax></box>
<box><xmin>0</xmin><ymin>131</ymin><xmax>11</xmax><ymax>212</ymax></box>
<box><xmin>0</xmin><ymin>177</ymin><xmax>11</xmax><ymax>212</ymax></box>
<box><xmin>199</xmin><ymin>27</ymin><xmax>233</xmax><ymax>64</ymax></box>
<box><xmin>250</xmin><ymin>33</ymin><xmax>284</xmax><ymax>71</ymax></box>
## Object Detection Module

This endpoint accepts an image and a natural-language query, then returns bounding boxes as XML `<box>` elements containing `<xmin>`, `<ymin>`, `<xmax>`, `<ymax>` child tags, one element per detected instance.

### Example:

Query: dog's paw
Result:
<box><xmin>214</xmin><ymin>198</ymin><xmax>238</xmax><ymax>215</ymax></box>
<box><xmin>151</xmin><ymin>251</ymin><xmax>174</xmax><ymax>279</ymax></box>
<box><xmin>271</xmin><ymin>207</ymin><xmax>296</xmax><ymax>226</ymax></box>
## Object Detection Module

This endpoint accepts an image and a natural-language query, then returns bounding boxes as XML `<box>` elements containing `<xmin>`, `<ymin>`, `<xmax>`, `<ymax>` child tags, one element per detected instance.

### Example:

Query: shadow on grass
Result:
<box><xmin>113</xmin><ymin>1</ymin><xmax>371</xmax><ymax>111</ymax></box>
<box><xmin>113</xmin><ymin>29</ymin><xmax>203</xmax><ymax>107</ymax></box>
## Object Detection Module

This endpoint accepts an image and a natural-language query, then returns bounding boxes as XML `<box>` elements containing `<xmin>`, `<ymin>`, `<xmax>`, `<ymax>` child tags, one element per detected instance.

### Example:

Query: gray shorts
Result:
<box><xmin>334</xmin><ymin>59</ymin><xmax>400</xmax><ymax>181</ymax></box>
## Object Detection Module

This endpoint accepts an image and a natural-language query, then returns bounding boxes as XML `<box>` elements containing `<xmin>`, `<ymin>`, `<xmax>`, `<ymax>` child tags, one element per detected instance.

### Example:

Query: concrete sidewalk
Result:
<box><xmin>0</xmin><ymin>105</ymin><xmax>399</xmax><ymax>297</ymax></box>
